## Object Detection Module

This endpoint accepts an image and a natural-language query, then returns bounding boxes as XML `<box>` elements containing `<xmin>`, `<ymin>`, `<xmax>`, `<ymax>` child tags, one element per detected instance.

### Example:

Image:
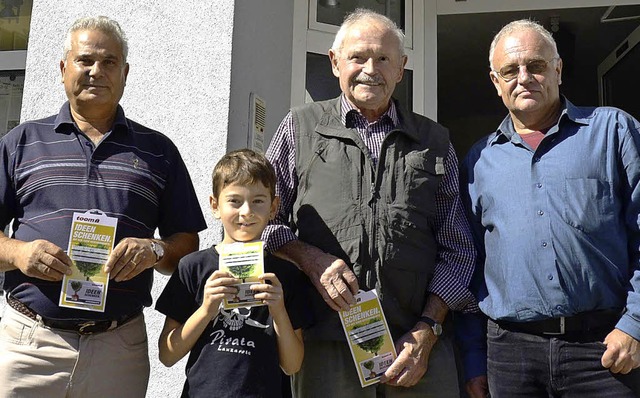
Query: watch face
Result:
<box><xmin>152</xmin><ymin>241</ymin><xmax>164</xmax><ymax>261</ymax></box>
<box><xmin>433</xmin><ymin>324</ymin><xmax>443</xmax><ymax>336</ymax></box>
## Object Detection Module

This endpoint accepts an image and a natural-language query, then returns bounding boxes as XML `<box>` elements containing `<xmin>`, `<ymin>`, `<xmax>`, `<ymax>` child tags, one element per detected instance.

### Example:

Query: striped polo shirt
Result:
<box><xmin>0</xmin><ymin>102</ymin><xmax>206</xmax><ymax>319</ymax></box>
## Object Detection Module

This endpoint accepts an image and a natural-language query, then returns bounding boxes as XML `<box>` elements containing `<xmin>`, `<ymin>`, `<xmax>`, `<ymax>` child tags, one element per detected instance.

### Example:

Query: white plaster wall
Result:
<box><xmin>226</xmin><ymin>0</ymin><xmax>294</xmax><ymax>152</ymax></box>
<box><xmin>19</xmin><ymin>1</ymin><xmax>235</xmax><ymax>396</ymax></box>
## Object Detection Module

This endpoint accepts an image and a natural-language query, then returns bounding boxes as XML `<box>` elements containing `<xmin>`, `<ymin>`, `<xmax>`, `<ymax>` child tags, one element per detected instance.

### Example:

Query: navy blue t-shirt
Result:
<box><xmin>155</xmin><ymin>246</ymin><xmax>311</xmax><ymax>398</ymax></box>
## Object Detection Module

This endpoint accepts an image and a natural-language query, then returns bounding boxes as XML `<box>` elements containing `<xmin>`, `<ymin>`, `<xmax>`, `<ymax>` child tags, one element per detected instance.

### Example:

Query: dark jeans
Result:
<box><xmin>487</xmin><ymin>320</ymin><xmax>639</xmax><ymax>397</ymax></box>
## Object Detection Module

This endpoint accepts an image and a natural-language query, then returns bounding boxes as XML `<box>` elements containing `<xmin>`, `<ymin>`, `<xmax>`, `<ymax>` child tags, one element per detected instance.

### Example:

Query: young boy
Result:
<box><xmin>156</xmin><ymin>149</ymin><xmax>308</xmax><ymax>397</ymax></box>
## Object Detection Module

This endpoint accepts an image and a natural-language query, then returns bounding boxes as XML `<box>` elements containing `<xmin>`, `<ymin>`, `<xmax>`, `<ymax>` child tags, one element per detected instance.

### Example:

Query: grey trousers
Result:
<box><xmin>292</xmin><ymin>333</ymin><xmax>460</xmax><ymax>398</ymax></box>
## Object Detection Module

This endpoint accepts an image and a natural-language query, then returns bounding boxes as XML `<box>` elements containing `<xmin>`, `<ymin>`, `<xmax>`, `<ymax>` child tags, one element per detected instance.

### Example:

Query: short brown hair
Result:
<box><xmin>212</xmin><ymin>149</ymin><xmax>277</xmax><ymax>200</ymax></box>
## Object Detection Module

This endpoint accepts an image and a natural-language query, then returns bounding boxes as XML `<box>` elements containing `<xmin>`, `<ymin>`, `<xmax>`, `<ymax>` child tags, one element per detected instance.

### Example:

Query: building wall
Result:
<box><xmin>227</xmin><ymin>1</ymin><xmax>294</xmax><ymax>152</ymax></box>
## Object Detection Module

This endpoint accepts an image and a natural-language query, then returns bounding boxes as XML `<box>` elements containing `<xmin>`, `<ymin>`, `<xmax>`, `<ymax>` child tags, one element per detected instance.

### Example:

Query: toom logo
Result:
<box><xmin>77</xmin><ymin>216</ymin><xmax>100</xmax><ymax>223</ymax></box>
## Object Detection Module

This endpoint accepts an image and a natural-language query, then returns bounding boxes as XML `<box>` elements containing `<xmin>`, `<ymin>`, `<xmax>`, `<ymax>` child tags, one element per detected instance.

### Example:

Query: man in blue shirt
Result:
<box><xmin>460</xmin><ymin>19</ymin><xmax>640</xmax><ymax>397</ymax></box>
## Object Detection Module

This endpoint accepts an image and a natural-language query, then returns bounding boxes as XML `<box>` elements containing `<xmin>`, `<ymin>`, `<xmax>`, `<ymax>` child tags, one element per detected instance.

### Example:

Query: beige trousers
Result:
<box><xmin>0</xmin><ymin>306</ymin><xmax>150</xmax><ymax>398</ymax></box>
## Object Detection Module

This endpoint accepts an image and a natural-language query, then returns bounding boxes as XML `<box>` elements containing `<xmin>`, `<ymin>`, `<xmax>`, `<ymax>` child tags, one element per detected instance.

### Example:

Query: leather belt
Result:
<box><xmin>496</xmin><ymin>310</ymin><xmax>621</xmax><ymax>336</ymax></box>
<box><xmin>7</xmin><ymin>295</ymin><xmax>141</xmax><ymax>335</ymax></box>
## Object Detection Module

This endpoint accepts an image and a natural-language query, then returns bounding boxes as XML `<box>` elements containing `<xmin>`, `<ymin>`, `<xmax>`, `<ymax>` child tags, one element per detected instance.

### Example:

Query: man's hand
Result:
<box><xmin>305</xmin><ymin>254</ymin><xmax>359</xmax><ymax>311</ymax></box>
<box><xmin>466</xmin><ymin>375</ymin><xmax>489</xmax><ymax>398</ymax></box>
<box><xmin>13</xmin><ymin>239</ymin><xmax>73</xmax><ymax>280</ymax></box>
<box><xmin>381</xmin><ymin>322</ymin><xmax>437</xmax><ymax>387</ymax></box>
<box><xmin>274</xmin><ymin>240</ymin><xmax>359</xmax><ymax>311</ymax></box>
<box><xmin>602</xmin><ymin>328</ymin><xmax>640</xmax><ymax>374</ymax></box>
<box><xmin>104</xmin><ymin>237</ymin><xmax>157</xmax><ymax>282</ymax></box>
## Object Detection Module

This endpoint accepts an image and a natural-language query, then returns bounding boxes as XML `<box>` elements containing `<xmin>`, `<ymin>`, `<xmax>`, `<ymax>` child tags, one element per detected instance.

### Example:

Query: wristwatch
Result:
<box><xmin>150</xmin><ymin>240</ymin><xmax>165</xmax><ymax>264</ymax></box>
<box><xmin>418</xmin><ymin>316</ymin><xmax>443</xmax><ymax>336</ymax></box>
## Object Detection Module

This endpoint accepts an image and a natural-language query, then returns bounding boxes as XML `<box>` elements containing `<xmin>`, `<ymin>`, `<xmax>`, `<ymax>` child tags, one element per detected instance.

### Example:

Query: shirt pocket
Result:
<box><xmin>562</xmin><ymin>177</ymin><xmax>615</xmax><ymax>233</ymax></box>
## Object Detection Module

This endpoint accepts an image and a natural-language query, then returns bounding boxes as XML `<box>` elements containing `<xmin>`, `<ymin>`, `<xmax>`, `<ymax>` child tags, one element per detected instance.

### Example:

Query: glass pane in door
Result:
<box><xmin>317</xmin><ymin>0</ymin><xmax>404</xmax><ymax>30</ymax></box>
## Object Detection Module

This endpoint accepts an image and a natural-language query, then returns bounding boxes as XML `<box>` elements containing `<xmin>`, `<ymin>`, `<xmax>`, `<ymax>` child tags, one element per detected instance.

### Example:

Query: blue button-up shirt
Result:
<box><xmin>462</xmin><ymin>97</ymin><xmax>640</xmax><ymax>341</ymax></box>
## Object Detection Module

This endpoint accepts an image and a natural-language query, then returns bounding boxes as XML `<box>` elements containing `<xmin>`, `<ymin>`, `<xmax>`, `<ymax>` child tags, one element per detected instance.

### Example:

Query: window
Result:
<box><xmin>1</xmin><ymin>0</ymin><xmax>33</xmax><ymax>137</ymax></box>
<box><xmin>0</xmin><ymin>70</ymin><xmax>23</xmax><ymax>135</ymax></box>
<box><xmin>0</xmin><ymin>0</ymin><xmax>32</xmax><ymax>51</ymax></box>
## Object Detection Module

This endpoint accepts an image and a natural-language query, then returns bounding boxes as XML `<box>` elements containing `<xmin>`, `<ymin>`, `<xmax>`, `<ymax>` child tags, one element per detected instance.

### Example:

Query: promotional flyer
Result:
<box><xmin>339</xmin><ymin>289</ymin><xmax>397</xmax><ymax>388</ymax></box>
<box><xmin>218</xmin><ymin>241</ymin><xmax>265</xmax><ymax>309</ymax></box>
<box><xmin>59</xmin><ymin>210</ymin><xmax>117</xmax><ymax>312</ymax></box>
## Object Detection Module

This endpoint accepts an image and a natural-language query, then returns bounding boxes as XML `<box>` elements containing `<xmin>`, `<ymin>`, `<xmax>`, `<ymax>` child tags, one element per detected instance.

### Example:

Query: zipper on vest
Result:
<box><xmin>299</xmin><ymin>142</ymin><xmax>327</xmax><ymax>197</ymax></box>
<box><xmin>367</xmin><ymin>152</ymin><xmax>383</xmax><ymax>290</ymax></box>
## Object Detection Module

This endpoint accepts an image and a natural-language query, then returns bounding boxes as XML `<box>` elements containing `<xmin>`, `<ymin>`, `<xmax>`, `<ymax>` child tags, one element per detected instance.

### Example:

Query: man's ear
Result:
<box><xmin>555</xmin><ymin>57</ymin><xmax>563</xmax><ymax>86</ymax></box>
<box><xmin>490</xmin><ymin>71</ymin><xmax>503</xmax><ymax>97</ymax></box>
<box><xmin>60</xmin><ymin>60</ymin><xmax>66</xmax><ymax>83</ymax></box>
<box><xmin>210</xmin><ymin>194</ymin><xmax>220</xmax><ymax>219</ymax></box>
<box><xmin>395</xmin><ymin>55</ymin><xmax>408</xmax><ymax>82</ymax></box>
<box><xmin>124</xmin><ymin>62</ymin><xmax>130</xmax><ymax>85</ymax></box>
<box><xmin>329</xmin><ymin>49</ymin><xmax>340</xmax><ymax>78</ymax></box>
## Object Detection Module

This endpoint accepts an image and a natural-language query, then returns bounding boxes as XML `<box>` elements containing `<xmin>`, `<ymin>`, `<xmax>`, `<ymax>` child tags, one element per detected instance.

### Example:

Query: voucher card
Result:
<box><xmin>59</xmin><ymin>210</ymin><xmax>117</xmax><ymax>312</ymax></box>
<box><xmin>339</xmin><ymin>289</ymin><xmax>397</xmax><ymax>388</ymax></box>
<box><xmin>218</xmin><ymin>241</ymin><xmax>265</xmax><ymax>309</ymax></box>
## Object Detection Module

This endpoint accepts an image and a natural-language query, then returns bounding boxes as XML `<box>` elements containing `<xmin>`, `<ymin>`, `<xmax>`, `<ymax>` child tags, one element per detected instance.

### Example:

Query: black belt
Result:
<box><xmin>496</xmin><ymin>310</ymin><xmax>621</xmax><ymax>336</ymax></box>
<box><xmin>7</xmin><ymin>295</ymin><xmax>141</xmax><ymax>335</ymax></box>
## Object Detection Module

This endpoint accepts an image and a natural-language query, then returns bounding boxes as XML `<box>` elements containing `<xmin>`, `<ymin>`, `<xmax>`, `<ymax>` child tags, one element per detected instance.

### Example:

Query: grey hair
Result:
<box><xmin>331</xmin><ymin>8</ymin><xmax>405</xmax><ymax>57</ymax></box>
<box><xmin>63</xmin><ymin>16</ymin><xmax>128</xmax><ymax>62</ymax></box>
<box><xmin>489</xmin><ymin>19</ymin><xmax>559</xmax><ymax>70</ymax></box>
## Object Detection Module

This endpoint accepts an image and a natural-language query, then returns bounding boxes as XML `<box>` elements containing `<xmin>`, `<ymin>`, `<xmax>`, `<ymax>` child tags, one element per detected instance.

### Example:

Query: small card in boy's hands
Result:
<box><xmin>218</xmin><ymin>241</ymin><xmax>265</xmax><ymax>309</ymax></box>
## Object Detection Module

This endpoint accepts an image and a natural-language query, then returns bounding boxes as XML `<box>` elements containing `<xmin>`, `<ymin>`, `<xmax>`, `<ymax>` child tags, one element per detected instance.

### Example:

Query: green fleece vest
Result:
<box><xmin>291</xmin><ymin>97</ymin><xmax>450</xmax><ymax>340</ymax></box>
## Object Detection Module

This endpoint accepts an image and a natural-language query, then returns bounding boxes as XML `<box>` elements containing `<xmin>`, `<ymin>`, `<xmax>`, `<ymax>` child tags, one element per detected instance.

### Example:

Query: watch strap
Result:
<box><xmin>418</xmin><ymin>316</ymin><xmax>443</xmax><ymax>336</ymax></box>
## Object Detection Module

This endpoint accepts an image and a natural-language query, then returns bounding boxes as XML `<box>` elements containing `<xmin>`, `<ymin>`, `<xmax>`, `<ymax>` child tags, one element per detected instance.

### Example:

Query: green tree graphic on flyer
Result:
<box><xmin>363</xmin><ymin>360</ymin><xmax>376</xmax><ymax>378</ymax></box>
<box><xmin>354</xmin><ymin>317</ymin><xmax>385</xmax><ymax>355</ymax></box>
<box><xmin>70</xmin><ymin>281</ymin><xmax>82</xmax><ymax>301</ymax></box>
<box><xmin>229</xmin><ymin>263</ymin><xmax>256</xmax><ymax>282</ymax></box>
<box><xmin>75</xmin><ymin>261</ymin><xmax>102</xmax><ymax>280</ymax></box>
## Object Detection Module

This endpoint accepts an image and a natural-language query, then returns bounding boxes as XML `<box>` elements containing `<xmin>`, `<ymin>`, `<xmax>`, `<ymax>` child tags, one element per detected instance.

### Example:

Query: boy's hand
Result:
<box><xmin>251</xmin><ymin>273</ymin><xmax>286</xmax><ymax>316</ymax></box>
<box><xmin>202</xmin><ymin>270</ymin><xmax>239</xmax><ymax>316</ymax></box>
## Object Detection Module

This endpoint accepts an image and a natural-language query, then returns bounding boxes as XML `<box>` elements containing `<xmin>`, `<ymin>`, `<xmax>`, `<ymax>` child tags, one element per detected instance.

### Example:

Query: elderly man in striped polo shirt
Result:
<box><xmin>0</xmin><ymin>16</ymin><xmax>206</xmax><ymax>397</ymax></box>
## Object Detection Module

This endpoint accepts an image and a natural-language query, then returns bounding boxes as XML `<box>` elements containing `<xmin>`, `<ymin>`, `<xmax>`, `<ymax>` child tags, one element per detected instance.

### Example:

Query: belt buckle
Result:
<box><xmin>78</xmin><ymin>320</ymin><xmax>98</xmax><ymax>335</ymax></box>
<box><xmin>544</xmin><ymin>317</ymin><xmax>565</xmax><ymax>335</ymax></box>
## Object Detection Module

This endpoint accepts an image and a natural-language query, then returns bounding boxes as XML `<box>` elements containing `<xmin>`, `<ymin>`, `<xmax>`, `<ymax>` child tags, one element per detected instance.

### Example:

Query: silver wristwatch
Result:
<box><xmin>150</xmin><ymin>240</ymin><xmax>165</xmax><ymax>263</ymax></box>
<box><xmin>418</xmin><ymin>316</ymin><xmax>443</xmax><ymax>336</ymax></box>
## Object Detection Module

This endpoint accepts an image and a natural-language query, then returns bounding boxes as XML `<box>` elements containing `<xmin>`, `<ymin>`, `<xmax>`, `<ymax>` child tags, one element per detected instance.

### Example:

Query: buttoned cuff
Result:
<box><xmin>615</xmin><ymin>312</ymin><xmax>640</xmax><ymax>342</ymax></box>
<box><xmin>262</xmin><ymin>224</ymin><xmax>298</xmax><ymax>253</ymax></box>
<box><xmin>428</xmin><ymin>271</ymin><xmax>477</xmax><ymax>312</ymax></box>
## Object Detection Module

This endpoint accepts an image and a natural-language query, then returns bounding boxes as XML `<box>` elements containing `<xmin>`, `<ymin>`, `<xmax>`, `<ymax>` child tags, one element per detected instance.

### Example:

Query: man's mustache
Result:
<box><xmin>354</xmin><ymin>75</ymin><xmax>383</xmax><ymax>85</ymax></box>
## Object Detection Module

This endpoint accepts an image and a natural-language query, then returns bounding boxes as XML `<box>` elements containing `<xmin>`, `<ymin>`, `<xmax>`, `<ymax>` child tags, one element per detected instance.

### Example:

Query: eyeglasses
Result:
<box><xmin>493</xmin><ymin>58</ymin><xmax>558</xmax><ymax>82</ymax></box>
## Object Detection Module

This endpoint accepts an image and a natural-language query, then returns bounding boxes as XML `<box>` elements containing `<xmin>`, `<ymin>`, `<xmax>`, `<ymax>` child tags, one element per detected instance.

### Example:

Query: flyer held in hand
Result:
<box><xmin>59</xmin><ymin>210</ymin><xmax>117</xmax><ymax>312</ymax></box>
<box><xmin>218</xmin><ymin>241</ymin><xmax>265</xmax><ymax>309</ymax></box>
<box><xmin>339</xmin><ymin>289</ymin><xmax>397</xmax><ymax>387</ymax></box>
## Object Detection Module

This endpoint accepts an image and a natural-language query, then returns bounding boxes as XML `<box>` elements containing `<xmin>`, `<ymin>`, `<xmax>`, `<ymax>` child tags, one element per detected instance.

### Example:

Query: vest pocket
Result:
<box><xmin>381</xmin><ymin>219</ymin><xmax>436</xmax><ymax>318</ymax></box>
<box><xmin>400</xmin><ymin>150</ymin><xmax>442</xmax><ymax>216</ymax></box>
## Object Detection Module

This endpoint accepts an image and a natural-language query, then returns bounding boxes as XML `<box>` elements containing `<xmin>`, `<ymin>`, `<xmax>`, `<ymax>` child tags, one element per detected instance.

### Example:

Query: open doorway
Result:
<box><xmin>437</xmin><ymin>5</ymin><xmax>640</xmax><ymax>158</ymax></box>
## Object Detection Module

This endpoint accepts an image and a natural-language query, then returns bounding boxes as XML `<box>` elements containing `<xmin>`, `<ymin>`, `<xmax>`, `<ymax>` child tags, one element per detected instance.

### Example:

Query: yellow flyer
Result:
<box><xmin>59</xmin><ymin>210</ymin><xmax>117</xmax><ymax>312</ymax></box>
<box><xmin>218</xmin><ymin>241</ymin><xmax>265</xmax><ymax>309</ymax></box>
<box><xmin>339</xmin><ymin>289</ymin><xmax>397</xmax><ymax>388</ymax></box>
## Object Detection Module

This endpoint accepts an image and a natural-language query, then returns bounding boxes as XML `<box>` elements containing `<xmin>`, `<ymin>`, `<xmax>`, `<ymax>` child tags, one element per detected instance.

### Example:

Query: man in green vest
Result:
<box><xmin>264</xmin><ymin>8</ymin><xmax>477</xmax><ymax>398</ymax></box>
